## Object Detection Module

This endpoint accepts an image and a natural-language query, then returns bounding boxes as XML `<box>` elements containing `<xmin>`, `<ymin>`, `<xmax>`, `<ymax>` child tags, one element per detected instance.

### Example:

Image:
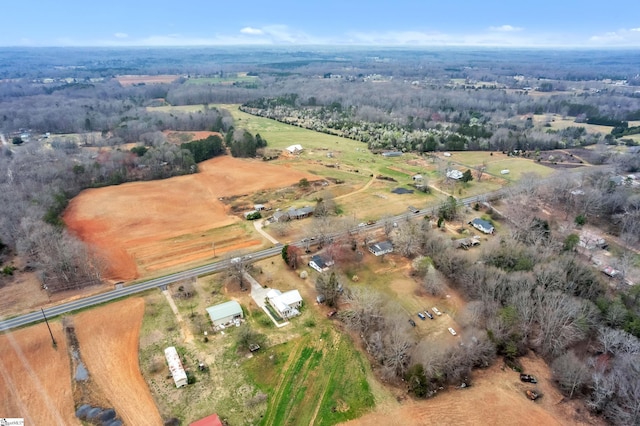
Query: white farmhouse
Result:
<box><xmin>267</xmin><ymin>289</ymin><xmax>303</xmax><ymax>319</ymax></box>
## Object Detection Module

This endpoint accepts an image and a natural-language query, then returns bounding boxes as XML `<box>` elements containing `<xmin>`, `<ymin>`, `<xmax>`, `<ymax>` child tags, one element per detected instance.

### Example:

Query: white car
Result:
<box><xmin>448</xmin><ymin>327</ymin><xmax>457</xmax><ymax>336</ymax></box>
<box><xmin>432</xmin><ymin>307</ymin><xmax>442</xmax><ymax>316</ymax></box>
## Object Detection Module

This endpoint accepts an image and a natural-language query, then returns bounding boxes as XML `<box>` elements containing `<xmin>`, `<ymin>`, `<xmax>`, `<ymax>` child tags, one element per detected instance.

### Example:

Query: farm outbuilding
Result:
<box><xmin>190</xmin><ymin>413</ymin><xmax>223</xmax><ymax>426</ymax></box>
<box><xmin>206</xmin><ymin>301</ymin><xmax>244</xmax><ymax>327</ymax></box>
<box><xmin>164</xmin><ymin>346</ymin><xmax>188</xmax><ymax>388</ymax></box>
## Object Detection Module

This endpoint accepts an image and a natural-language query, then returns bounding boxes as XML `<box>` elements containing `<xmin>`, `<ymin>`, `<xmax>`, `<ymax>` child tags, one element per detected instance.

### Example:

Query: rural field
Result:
<box><xmin>63</xmin><ymin>155</ymin><xmax>316</xmax><ymax>280</ymax></box>
<box><xmin>0</xmin><ymin>322</ymin><xmax>79</xmax><ymax>425</ymax></box>
<box><xmin>116</xmin><ymin>74</ymin><xmax>181</xmax><ymax>86</ymax></box>
<box><xmin>0</xmin><ymin>298</ymin><xmax>159</xmax><ymax>425</ymax></box>
<box><xmin>185</xmin><ymin>73</ymin><xmax>258</xmax><ymax>85</ymax></box>
<box><xmin>343</xmin><ymin>351</ymin><xmax>603</xmax><ymax>426</ymax></box>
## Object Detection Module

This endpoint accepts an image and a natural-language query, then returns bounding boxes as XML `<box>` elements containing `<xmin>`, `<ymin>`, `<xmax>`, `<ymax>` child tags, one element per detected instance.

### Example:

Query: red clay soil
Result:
<box><xmin>342</xmin><ymin>352</ymin><xmax>603</xmax><ymax>426</ymax></box>
<box><xmin>0</xmin><ymin>323</ymin><xmax>80</xmax><ymax>425</ymax></box>
<box><xmin>64</xmin><ymin>156</ymin><xmax>315</xmax><ymax>280</ymax></box>
<box><xmin>74</xmin><ymin>298</ymin><xmax>162</xmax><ymax>426</ymax></box>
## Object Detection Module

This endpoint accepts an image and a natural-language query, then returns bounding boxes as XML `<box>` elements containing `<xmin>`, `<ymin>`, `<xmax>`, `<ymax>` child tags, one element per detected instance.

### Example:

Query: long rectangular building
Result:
<box><xmin>165</xmin><ymin>346</ymin><xmax>188</xmax><ymax>388</ymax></box>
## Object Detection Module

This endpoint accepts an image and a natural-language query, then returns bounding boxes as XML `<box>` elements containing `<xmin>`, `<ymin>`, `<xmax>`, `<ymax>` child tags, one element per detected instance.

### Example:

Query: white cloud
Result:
<box><xmin>489</xmin><ymin>25</ymin><xmax>522</xmax><ymax>32</ymax></box>
<box><xmin>114</xmin><ymin>32</ymin><xmax>128</xmax><ymax>39</ymax></box>
<box><xmin>588</xmin><ymin>28</ymin><xmax>640</xmax><ymax>46</ymax></box>
<box><xmin>240</xmin><ymin>27</ymin><xmax>263</xmax><ymax>35</ymax></box>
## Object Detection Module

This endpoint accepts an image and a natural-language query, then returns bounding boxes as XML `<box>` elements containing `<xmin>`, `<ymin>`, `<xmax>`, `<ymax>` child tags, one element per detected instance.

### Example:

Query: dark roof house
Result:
<box><xmin>470</xmin><ymin>218</ymin><xmax>495</xmax><ymax>234</ymax></box>
<box><xmin>368</xmin><ymin>241</ymin><xmax>394</xmax><ymax>256</ymax></box>
<box><xmin>309</xmin><ymin>255</ymin><xmax>334</xmax><ymax>272</ymax></box>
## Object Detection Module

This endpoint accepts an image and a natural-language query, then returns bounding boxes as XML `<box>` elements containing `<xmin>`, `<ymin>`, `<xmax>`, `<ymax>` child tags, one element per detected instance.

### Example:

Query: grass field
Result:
<box><xmin>245</xmin><ymin>327</ymin><xmax>374</xmax><ymax>426</ymax></box>
<box><xmin>442</xmin><ymin>151</ymin><xmax>557</xmax><ymax>181</ymax></box>
<box><xmin>185</xmin><ymin>74</ymin><xmax>257</xmax><ymax>85</ymax></box>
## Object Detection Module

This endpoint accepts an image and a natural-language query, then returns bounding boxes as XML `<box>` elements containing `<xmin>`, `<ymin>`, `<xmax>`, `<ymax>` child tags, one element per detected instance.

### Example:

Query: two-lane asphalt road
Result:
<box><xmin>0</xmin><ymin>244</ymin><xmax>284</xmax><ymax>331</ymax></box>
<box><xmin>0</xmin><ymin>165</ymin><xmax>605</xmax><ymax>332</ymax></box>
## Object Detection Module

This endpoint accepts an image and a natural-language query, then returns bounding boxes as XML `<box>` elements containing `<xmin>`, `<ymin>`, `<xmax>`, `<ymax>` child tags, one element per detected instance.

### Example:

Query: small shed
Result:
<box><xmin>286</xmin><ymin>144</ymin><xmax>303</xmax><ymax>154</ymax></box>
<box><xmin>206</xmin><ymin>301</ymin><xmax>243</xmax><ymax>327</ymax></box>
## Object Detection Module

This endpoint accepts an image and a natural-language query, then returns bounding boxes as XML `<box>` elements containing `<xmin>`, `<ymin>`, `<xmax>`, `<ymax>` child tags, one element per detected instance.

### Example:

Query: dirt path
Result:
<box><xmin>254</xmin><ymin>219</ymin><xmax>280</xmax><ymax>244</ymax></box>
<box><xmin>162</xmin><ymin>290</ymin><xmax>194</xmax><ymax>342</ymax></box>
<box><xmin>335</xmin><ymin>171</ymin><xmax>376</xmax><ymax>200</ymax></box>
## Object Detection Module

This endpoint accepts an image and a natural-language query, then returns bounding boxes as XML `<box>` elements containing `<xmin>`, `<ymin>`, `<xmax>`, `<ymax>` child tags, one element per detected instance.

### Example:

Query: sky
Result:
<box><xmin>2</xmin><ymin>0</ymin><xmax>640</xmax><ymax>48</ymax></box>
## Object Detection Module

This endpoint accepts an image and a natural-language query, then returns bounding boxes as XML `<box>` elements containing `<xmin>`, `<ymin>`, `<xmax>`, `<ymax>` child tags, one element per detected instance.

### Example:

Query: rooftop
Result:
<box><xmin>206</xmin><ymin>300</ymin><xmax>242</xmax><ymax>321</ymax></box>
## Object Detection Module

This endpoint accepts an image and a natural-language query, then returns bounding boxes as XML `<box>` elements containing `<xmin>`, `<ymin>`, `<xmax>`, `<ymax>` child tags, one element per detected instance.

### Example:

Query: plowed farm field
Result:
<box><xmin>0</xmin><ymin>322</ymin><xmax>79</xmax><ymax>425</ymax></box>
<box><xmin>64</xmin><ymin>156</ymin><xmax>315</xmax><ymax>280</ymax></box>
<box><xmin>74</xmin><ymin>298</ymin><xmax>162</xmax><ymax>425</ymax></box>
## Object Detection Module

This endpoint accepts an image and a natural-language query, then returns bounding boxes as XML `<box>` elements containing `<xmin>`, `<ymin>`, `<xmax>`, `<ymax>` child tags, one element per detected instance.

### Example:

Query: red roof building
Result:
<box><xmin>189</xmin><ymin>413</ymin><xmax>223</xmax><ymax>426</ymax></box>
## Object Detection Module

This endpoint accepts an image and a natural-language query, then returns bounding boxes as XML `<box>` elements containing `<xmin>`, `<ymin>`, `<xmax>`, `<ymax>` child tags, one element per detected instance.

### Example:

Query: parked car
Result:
<box><xmin>408</xmin><ymin>319</ymin><xmax>416</xmax><ymax>327</ymax></box>
<box><xmin>432</xmin><ymin>307</ymin><xmax>442</xmax><ymax>316</ymax></box>
<box><xmin>424</xmin><ymin>310</ymin><xmax>434</xmax><ymax>319</ymax></box>
<box><xmin>417</xmin><ymin>312</ymin><xmax>426</xmax><ymax>320</ymax></box>
<box><xmin>520</xmin><ymin>374</ymin><xmax>537</xmax><ymax>384</ymax></box>
<box><xmin>448</xmin><ymin>327</ymin><xmax>457</xmax><ymax>336</ymax></box>
<box><xmin>327</xmin><ymin>310</ymin><xmax>337</xmax><ymax>318</ymax></box>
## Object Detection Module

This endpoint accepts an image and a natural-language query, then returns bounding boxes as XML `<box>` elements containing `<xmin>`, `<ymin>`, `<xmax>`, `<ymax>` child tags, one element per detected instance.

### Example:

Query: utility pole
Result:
<box><xmin>212</xmin><ymin>242</ymin><xmax>216</xmax><ymax>257</ymax></box>
<box><xmin>41</xmin><ymin>308</ymin><xmax>56</xmax><ymax>347</ymax></box>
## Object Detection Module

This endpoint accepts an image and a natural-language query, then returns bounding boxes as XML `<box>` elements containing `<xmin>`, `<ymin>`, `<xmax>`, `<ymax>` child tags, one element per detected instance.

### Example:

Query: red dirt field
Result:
<box><xmin>74</xmin><ymin>298</ymin><xmax>162</xmax><ymax>425</ymax></box>
<box><xmin>0</xmin><ymin>323</ymin><xmax>79</xmax><ymax>425</ymax></box>
<box><xmin>116</xmin><ymin>75</ymin><xmax>180</xmax><ymax>86</ymax></box>
<box><xmin>342</xmin><ymin>352</ymin><xmax>603</xmax><ymax>426</ymax></box>
<box><xmin>64</xmin><ymin>156</ymin><xmax>315</xmax><ymax>280</ymax></box>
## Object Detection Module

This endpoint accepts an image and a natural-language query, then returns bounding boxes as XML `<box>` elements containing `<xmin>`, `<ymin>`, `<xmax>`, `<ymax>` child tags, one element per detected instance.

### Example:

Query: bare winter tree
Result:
<box><xmin>552</xmin><ymin>351</ymin><xmax>591</xmax><ymax>399</ymax></box>
<box><xmin>474</xmin><ymin>161</ymin><xmax>487</xmax><ymax>182</ymax></box>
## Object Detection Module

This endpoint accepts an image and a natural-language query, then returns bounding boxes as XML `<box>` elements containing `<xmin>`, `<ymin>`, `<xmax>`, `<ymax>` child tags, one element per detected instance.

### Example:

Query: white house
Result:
<box><xmin>267</xmin><ymin>289</ymin><xmax>303</xmax><ymax>319</ymax></box>
<box><xmin>286</xmin><ymin>144</ymin><xmax>303</xmax><ymax>154</ymax></box>
<box><xmin>469</xmin><ymin>218</ymin><xmax>495</xmax><ymax>234</ymax></box>
<box><xmin>368</xmin><ymin>241</ymin><xmax>394</xmax><ymax>256</ymax></box>
<box><xmin>446</xmin><ymin>169</ymin><xmax>463</xmax><ymax>180</ymax></box>
<box><xmin>309</xmin><ymin>255</ymin><xmax>334</xmax><ymax>273</ymax></box>
<box><xmin>206</xmin><ymin>301</ymin><xmax>244</xmax><ymax>327</ymax></box>
<box><xmin>164</xmin><ymin>346</ymin><xmax>188</xmax><ymax>388</ymax></box>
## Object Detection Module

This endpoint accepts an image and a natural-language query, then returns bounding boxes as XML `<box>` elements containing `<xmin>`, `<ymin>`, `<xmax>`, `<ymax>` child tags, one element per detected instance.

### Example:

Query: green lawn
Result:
<box><xmin>245</xmin><ymin>328</ymin><xmax>374</xmax><ymax>426</ymax></box>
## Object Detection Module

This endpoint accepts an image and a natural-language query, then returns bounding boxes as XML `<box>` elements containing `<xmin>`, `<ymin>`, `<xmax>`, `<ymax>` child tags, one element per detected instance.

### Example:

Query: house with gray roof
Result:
<box><xmin>368</xmin><ymin>241</ymin><xmax>394</xmax><ymax>256</ymax></box>
<box><xmin>469</xmin><ymin>218</ymin><xmax>495</xmax><ymax>234</ymax></box>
